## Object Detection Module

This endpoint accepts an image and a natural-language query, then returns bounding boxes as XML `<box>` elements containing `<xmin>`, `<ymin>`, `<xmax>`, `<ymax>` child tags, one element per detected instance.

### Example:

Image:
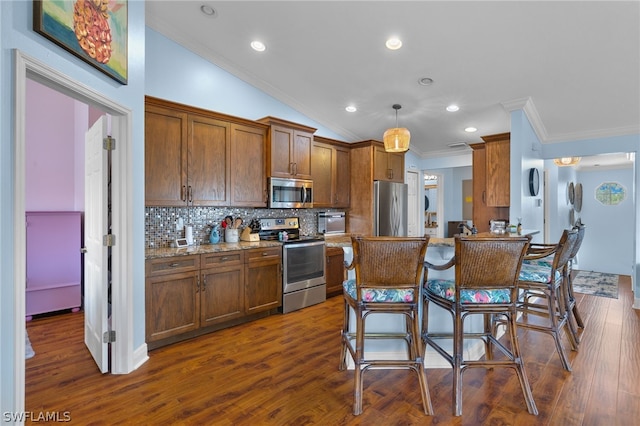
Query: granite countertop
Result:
<box><xmin>145</xmin><ymin>240</ymin><xmax>282</xmax><ymax>260</ymax></box>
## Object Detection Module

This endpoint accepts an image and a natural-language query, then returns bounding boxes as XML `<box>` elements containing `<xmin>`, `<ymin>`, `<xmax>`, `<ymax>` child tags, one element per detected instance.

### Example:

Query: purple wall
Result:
<box><xmin>26</xmin><ymin>79</ymin><xmax>88</xmax><ymax>211</ymax></box>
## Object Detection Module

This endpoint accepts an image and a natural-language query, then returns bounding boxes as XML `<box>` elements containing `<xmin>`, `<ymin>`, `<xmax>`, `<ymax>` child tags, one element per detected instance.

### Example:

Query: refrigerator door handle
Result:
<box><xmin>391</xmin><ymin>191</ymin><xmax>401</xmax><ymax>236</ymax></box>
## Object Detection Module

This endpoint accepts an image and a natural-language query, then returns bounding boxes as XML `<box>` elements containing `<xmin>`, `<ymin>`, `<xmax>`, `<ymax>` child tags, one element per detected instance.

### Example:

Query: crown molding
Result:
<box><xmin>501</xmin><ymin>97</ymin><xmax>548</xmax><ymax>142</ymax></box>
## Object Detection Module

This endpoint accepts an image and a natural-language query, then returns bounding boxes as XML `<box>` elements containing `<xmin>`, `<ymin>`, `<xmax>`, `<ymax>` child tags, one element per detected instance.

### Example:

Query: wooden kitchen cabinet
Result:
<box><xmin>373</xmin><ymin>144</ymin><xmax>404</xmax><ymax>183</ymax></box>
<box><xmin>146</xmin><ymin>247</ymin><xmax>283</xmax><ymax>349</ymax></box>
<box><xmin>145</xmin><ymin>102</ymin><xmax>231</xmax><ymax>206</ymax></box>
<box><xmin>258</xmin><ymin>116</ymin><xmax>316</xmax><ymax>179</ymax></box>
<box><xmin>349</xmin><ymin>140</ymin><xmax>406</xmax><ymax>235</ymax></box>
<box><xmin>245</xmin><ymin>247</ymin><xmax>282</xmax><ymax>314</ymax></box>
<box><xmin>200</xmin><ymin>251</ymin><xmax>245</xmax><ymax>326</ymax></box>
<box><xmin>325</xmin><ymin>246</ymin><xmax>345</xmax><ymax>297</ymax></box>
<box><xmin>230</xmin><ymin>123</ymin><xmax>268</xmax><ymax>207</ymax></box>
<box><xmin>470</xmin><ymin>133</ymin><xmax>510</xmax><ymax>233</ymax></box>
<box><xmin>483</xmin><ymin>132</ymin><xmax>510</xmax><ymax>207</ymax></box>
<box><xmin>145</xmin><ymin>103</ymin><xmax>188</xmax><ymax>206</ymax></box>
<box><xmin>145</xmin><ymin>96</ymin><xmax>268</xmax><ymax>207</ymax></box>
<box><xmin>188</xmin><ymin>114</ymin><xmax>231</xmax><ymax>206</ymax></box>
<box><xmin>311</xmin><ymin>136</ymin><xmax>351</xmax><ymax>208</ymax></box>
<box><xmin>145</xmin><ymin>255</ymin><xmax>201</xmax><ymax>343</ymax></box>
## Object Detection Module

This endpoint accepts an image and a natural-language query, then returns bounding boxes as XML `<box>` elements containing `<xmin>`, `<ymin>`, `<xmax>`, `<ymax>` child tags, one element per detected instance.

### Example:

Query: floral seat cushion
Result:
<box><xmin>425</xmin><ymin>279</ymin><xmax>511</xmax><ymax>304</ymax></box>
<box><xmin>519</xmin><ymin>262</ymin><xmax>561</xmax><ymax>283</ymax></box>
<box><xmin>343</xmin><ymin>279</ymin><xmax>414</xmax><ymax>303</ymax></box>
<box><xmin>523</xmin><ymin>256</ymin><xmax>553</xmax><ymax>268</ymax></box>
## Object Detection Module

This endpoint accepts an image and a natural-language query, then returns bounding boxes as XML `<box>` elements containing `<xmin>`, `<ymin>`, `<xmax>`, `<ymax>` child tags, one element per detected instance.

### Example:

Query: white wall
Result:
<box><xmin>574</xmin><ymin>167</ymin><xmax>635</xmax><ymax>275</ymax></box>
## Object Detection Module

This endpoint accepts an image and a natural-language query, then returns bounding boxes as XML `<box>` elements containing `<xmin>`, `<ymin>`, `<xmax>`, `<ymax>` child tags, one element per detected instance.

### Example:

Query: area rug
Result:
<box><xmin>572</xmin><ymin>270</ymin><xmax>619</xmax><ymax>299</ymax></box>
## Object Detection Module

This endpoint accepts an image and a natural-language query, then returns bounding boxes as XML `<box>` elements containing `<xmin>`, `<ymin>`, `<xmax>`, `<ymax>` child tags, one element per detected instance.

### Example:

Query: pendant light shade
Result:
<box><xmin>383</xmin><ymin>104</ymin><xmax>410</xmax><ymax>153</ymax></box>
<box><xmin>553</xmin><ymin>157</ymin><xmax>581</xmax><ymax>166</ymax></box>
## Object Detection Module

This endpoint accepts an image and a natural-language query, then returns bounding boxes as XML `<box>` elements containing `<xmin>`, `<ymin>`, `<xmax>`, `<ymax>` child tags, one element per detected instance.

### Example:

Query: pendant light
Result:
<box><xmin>383</xmin><ymin>104</ymin><xmax>410</xmax><ymax>153</ymax></box>
<box><xmin>553</xmin><ymin>157</ymin><xmax>581</xmax><ymax>166</ymax></box>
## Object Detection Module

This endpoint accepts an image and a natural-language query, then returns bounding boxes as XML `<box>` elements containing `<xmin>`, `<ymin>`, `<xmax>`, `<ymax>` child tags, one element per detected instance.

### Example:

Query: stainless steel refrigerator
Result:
<box><xmin>373</xmin><ymin>180</ymin><xmax>408</xmax><ymax>236</ymax></box>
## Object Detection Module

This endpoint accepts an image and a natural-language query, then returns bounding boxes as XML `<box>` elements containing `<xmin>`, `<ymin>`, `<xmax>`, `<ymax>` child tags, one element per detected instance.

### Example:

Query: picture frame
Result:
<box><xmin>34</xmin><ymin>0</ymin><xmax>128</xmax><ymax>85</ymax></box>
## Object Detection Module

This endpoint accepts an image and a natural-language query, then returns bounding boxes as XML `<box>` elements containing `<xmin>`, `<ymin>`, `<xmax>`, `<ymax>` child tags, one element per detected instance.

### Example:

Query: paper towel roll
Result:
<box><xmin>185</xmin><ymin>225</ymin><xmax>194</xmax><ymax>246</ymax></box>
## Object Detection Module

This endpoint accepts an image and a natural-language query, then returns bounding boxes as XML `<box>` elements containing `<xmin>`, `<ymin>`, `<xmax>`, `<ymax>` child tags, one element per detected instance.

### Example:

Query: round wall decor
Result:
<box><xmin>528</xmin><ymin>168</ymin><xmax>540</xmax><ymax>196</ymax></box>
<box><xmin>568</xmin><ymin>182</ymin><xmax>575</xmax><ymax>204</ymax></box>
<box><xmin>574</xmin><ymin>183</ymin><xmax>583</xmax><ymax>212</ymax></box>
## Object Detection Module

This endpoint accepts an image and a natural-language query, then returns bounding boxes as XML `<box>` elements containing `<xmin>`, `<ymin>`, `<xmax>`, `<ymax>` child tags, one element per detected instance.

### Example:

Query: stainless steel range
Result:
<box><xmin>258</xmin><ymin>217</ymin><xmax>326</xmax><ymax>313</ymax></box>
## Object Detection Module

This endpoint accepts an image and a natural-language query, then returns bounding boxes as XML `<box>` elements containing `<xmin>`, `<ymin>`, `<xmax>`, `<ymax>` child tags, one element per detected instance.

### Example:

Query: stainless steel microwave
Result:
<box><xmin>269</xmin><ymin>177</ymin><xmax>313</xmax><ymax>209</ymax></box>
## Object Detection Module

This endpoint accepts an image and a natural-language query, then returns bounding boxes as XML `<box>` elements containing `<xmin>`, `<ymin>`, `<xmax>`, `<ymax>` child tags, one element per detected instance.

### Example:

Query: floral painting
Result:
<box><xmin>34</xmin><ymin>0</ymin><xmax>128</xmax><ymax>84</ymax></box>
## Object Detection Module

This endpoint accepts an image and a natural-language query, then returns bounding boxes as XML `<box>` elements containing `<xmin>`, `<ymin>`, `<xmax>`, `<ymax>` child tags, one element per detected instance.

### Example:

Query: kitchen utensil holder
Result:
<box><xmin>225</xmin><ymin>228</ymin><xmax>239</xmax><ymax>243</ymax></box>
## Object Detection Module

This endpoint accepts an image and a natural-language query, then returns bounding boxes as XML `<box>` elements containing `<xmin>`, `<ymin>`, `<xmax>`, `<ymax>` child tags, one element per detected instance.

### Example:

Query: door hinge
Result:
<box><xmin>103</xmin><ymin>330</ymin><xmax>116</xmax><ymax>343</ymax></box>
<box><xmin>103</xmin><ymin>234</ymin><xmax>116</xmax><ymax>246</ymax></box>
<box><xmin>103</xmin><ymin>136</ymin><xmax>116</xmax><ymax>151</ymax></box>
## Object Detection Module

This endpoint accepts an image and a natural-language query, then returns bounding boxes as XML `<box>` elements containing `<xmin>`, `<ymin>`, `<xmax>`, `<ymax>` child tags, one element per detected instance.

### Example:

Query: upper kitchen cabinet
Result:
<box><xmin>145</xmin><ymin>102</ymin><xmax>188</xmax><ymax>206</ymax></box>
<box><xmin>311</xmin><ymin>136</ymin><xmax>350</xmax><ymax>208</ymax></box>
<box><xmin>373</xmin><ymin>144</ymin><xmax>404</xmax><ymax>183</ymax></box>
<box><xmin>230</xmin><ymin>123</ymin><xmax>268</xmax><ymax>207</ymax></box>
<box><xmin>469</xmin><ymin>132</ymin><xmax>510</xmax><ymax>232</ymax></box>
<box><xmin>145</xmin><ymin>97</ymin><xmax>268</xmax><ymax>208</ymax></box>
<box><xmin>482</xmin><ymin>132</ymin><xmax>510</xmax><ymax>207</ymax></box>
<box><xmin>258</xmin><ymin>116</ymin><xmax>316</xmax><ymax>179</ymax></box>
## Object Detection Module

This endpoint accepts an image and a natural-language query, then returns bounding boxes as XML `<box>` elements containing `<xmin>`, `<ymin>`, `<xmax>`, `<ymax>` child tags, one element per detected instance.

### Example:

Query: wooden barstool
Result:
<box><xmin>517</xmin><ymin>228</ymin><xmax>579</xmax><ymax>371</ymax></box>
<box><xmin>339</xmin><ymin>236</ymin><xmax>433</xmax><ymax>416</ymax></box>
<box><xmin>422</xmin><ymin>234</ymin><xmax>537</xmax><ymax>416</ymax></box>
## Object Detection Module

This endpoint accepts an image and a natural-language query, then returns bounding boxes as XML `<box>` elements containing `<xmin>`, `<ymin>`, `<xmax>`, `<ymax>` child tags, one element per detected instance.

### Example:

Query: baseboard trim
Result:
<box><xmin>133</xmin><ymin>343</ymin><xmax>149</xmax><ymax>370</ymax></box>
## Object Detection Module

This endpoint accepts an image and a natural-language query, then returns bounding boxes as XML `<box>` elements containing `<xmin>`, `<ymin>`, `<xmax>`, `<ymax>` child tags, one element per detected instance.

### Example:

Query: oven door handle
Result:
<box><xmin>283</xmin><ymin>240</ymin><xmax>325</xmax><ymax>249</ymax></box>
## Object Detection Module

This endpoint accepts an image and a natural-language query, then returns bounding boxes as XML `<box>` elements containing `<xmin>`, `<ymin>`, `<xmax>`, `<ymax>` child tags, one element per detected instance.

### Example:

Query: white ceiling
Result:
<box><xmin>146</xmin><ymin>1</ymin><xmax>640</xmax><ymax>163</ymax></box>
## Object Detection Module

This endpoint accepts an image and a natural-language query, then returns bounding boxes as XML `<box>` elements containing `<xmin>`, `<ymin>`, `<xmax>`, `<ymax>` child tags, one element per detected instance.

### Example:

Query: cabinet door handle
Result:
<box><xmin>201</xmin><ymin>276</ymin><xmax>206</xmax><ymax>292</ymax></box>
<box><xmin>482</xmin><ymin>191</ymin><xmax>486</xmax><ymax>204</ymax></box>
<box><xmin>181</xmin><ymin>185</ymin><xmax>187</xmax><ymax>201</ymax></box>
<box><xmin>262</xmin><ymin>252</ymin><xmax>270</xmax><ymax>257</ymax></box>
<box><xmin>221</xmin><ymin>256</ymin><xmax>229</xmax><ymax>262</ymax></box>
<box><xmin>293</xmin><ymin>162</ymin><xmax>298</xmax><ymax>175</ymax></box>
<box><xmin>188</xmin><ymin>186</ymin><xmax>193</xmax><ymax>203</ymax></box>
<box><xmin>196</xmin><ymin>276</ymin><xmax>200</xmax><ymax>293</ymax></box>
<box><xmin>169</xmin><ymin>262</ymin><xmax>179</xmax><ymax>268</ymax></box>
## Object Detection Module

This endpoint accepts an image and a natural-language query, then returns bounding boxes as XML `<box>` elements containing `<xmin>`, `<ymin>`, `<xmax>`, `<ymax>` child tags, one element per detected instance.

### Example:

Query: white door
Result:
<box><xmin>406</xmin><ymin>170</ymin><xmax>419</xmax><ymax>236</ymax></box>
<box><xmin>84</xmin><ymin>116</ymin><xmax>110</xmax><ymax>373</ymax></box>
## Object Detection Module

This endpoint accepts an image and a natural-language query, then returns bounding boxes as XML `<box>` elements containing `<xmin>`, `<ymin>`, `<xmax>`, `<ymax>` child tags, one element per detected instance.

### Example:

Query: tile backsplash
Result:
<box><xmin>145</xmin><ymin>206</ymin><xmax>337</xmax><ymax>248</ymax></box>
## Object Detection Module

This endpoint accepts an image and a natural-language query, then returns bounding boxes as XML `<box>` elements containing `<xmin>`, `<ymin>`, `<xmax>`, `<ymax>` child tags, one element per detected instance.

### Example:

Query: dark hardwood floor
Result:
<box><xmin>26</xmin><ymin>274</ymin><xmax>639</xmax><ymax>425</ymax></box>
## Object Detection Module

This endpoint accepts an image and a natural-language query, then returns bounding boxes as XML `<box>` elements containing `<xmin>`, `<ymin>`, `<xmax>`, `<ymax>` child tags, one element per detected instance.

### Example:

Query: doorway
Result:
<box><xmin>423</xmin><ymin>172</ymin><xmax>444</xmax><ymax>238</ymax></box>
<box><xmin>14</xmin><ymin>50</ymin><xmax>138</xmax><ymax>411</ymax></box>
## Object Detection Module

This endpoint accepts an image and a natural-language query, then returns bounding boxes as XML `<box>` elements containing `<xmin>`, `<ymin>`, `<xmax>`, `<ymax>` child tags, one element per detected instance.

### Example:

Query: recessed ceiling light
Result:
<box><xmin>385</xmin><ymin>37</ymin><xmax>402</xmax><ymax>50</ymax></box>
<box><xmin>418</xmin><ymin>77</ymin><xmax>433</xmax><ymax>86</ymax></box>
<box><xmin>250</xmin><ymin>41</ymin><xmax>266</xmax><ymax>52</ymax></box>
<box><xmin>465</xmin><ymin>127</ymin><xmax>477</xmax><ymax>133</ymax></box>
<box><xmin>446</xmin><ymin>105</ymin><xmax>459</xmax><ymax>112</ymax></box>
<box><xmin>200</xmin><ymin>4</ymin><xmax>216</xmax><ymax>17</ymax></box>
<box><xmin>345</xmin><ymin>105</ymin><xmax>357</xmax><ymax>112</ymax></box>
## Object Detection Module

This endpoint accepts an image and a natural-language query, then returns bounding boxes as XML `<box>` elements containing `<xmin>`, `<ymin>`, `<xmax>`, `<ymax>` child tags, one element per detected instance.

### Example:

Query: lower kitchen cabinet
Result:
<box><xmin>325</xmin><ymin>246</ymin><xmax>345</xmax><ymax>297</ymax></box>
<box><xmin>145</xmin><ymin>255</ymin><xmax>201</xmax><ymax>343</ymax></box>
<box><xmin>146</xmin><ymin>248</ymin><xmax>282</xmax><ymax>349</ymax></box>
<box><xmin>245</xmin><ymin>247</ymin><xmax>282</xmax><ymax>314</ymax></box>
<box><xmin>200</xmin><ymin>251</ymin><xmax>245</xmax><ymax>326</ymax></box>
